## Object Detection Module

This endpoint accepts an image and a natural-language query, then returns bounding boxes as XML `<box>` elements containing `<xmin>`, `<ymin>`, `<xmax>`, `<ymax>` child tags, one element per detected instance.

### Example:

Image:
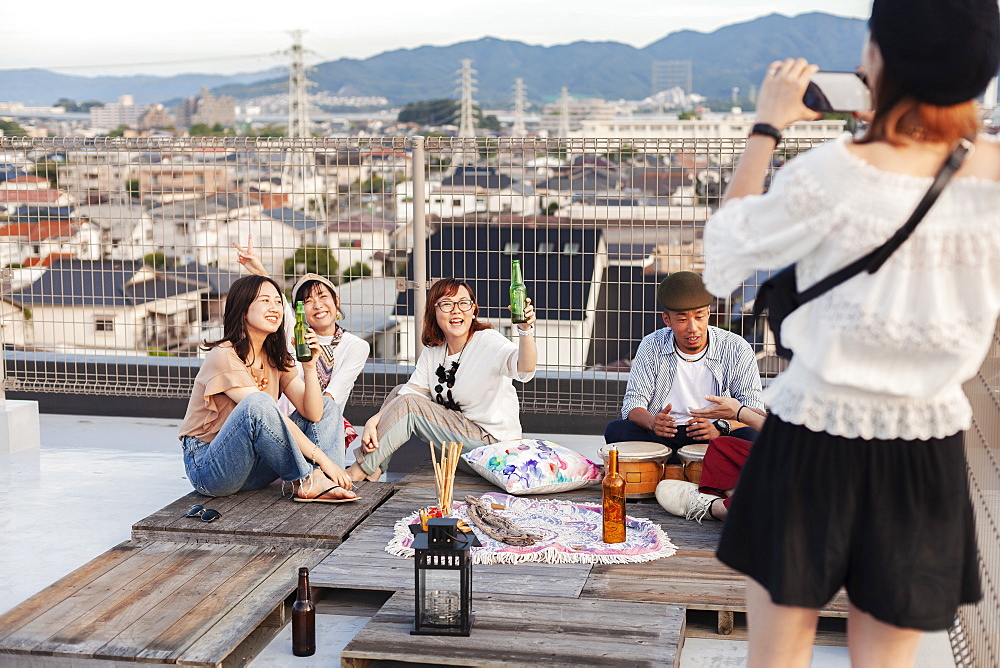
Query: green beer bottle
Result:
<box><xmin>294</xmin><ymin>301</ymin><xmax>312</xmax><ymax>362</ymax></box>
<box><xmin>510</xmin><ymin>259</ymin><xmax>528</xmax><ymax>324</ymax></box>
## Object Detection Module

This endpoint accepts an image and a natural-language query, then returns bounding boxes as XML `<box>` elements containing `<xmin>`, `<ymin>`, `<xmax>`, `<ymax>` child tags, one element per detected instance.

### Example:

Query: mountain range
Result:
<box><xmin>2</xmin><ymin>13</ymin><xmax>866</xmax><ymax>108</ymax></box>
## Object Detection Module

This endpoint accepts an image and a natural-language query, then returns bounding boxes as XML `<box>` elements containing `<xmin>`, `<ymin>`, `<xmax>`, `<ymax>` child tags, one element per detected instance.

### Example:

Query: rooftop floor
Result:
<box><xmin>0</xmin><ymin>413</ymin><xmax>955</xmax><ymax>667</ymax></box>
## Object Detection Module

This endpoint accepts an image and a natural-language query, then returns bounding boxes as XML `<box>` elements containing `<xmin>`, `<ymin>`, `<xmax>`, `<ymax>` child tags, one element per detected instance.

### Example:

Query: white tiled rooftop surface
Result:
<box><xmin>0</xmin><ymin>414</ymin><xmax>954</xmax><ymax>666</ymax></box>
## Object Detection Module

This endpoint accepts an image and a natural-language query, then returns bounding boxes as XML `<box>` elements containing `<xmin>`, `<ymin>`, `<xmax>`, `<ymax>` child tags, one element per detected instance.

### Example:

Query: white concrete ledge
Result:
<box><xmin>0</xmin><ymin>400</ymin><xmax>40</xmax><ymax>453</ymax></box>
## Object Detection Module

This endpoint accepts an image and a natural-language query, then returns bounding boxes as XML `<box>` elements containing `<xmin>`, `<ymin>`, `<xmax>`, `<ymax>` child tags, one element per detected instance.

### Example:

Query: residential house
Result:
<box><xmin>163</xmin><ymin>262</ymin><xmax>243</xmax><ymax>326</ymax></box>
<box><xmin>0</xmin><ymin>189</ymin><xmax>76</xmax><ymax>217</ymax></box>
<box><xmin>327</xmin><ymin>216</ymin><xmax>396</xmax><ymax>278</ymax></box>
<box><xmin>336</xmin><ymin>276</ymin><xmax>399</xmax><ymax>360</ymax></box>
<box><xmin>57</xmin><ymin>163</ymin><xmax>132</xmax><ymax>202</ymax></box>
<box><xmin>6</xmin><ymin>259</ymin><xmax>208</xmax><ymax>352</ymax></box>
<box><xmin>134</xmin><ymin>162</ymin><xmax>232</xmax><ymax>204</ymax></box>
<box><xmin>619</xmin><ymin>166</ymin><xmax>699</xmax><ymax>205</ymax></box>
<box><xmin>534</xmin><ymin>167</ymin><xmax>618</xmax><ymax>213</ymax></box>
<box><xmin>212</xmin><ymin>213</ymin><xmax>299</xmax><ymax>279</ymax></box>
<box><xmin>0</xmin><ymin>175</ymin><xmax>50</xmax><ymax>191</ymax></box>
<box><xmin>76</xmin><ymin>200</ymin><xmax>154</xmax><ymax>261</ymax></box>
<box><xmin>440</xmin><ymin>166</ymin><xmax>538</xmax><ymax>216</ymax></box>
<box><xmin>394</xmin><ymin>167</ymin><xmax>537</xmax><ymax>221</ymax></box>
<box><xmin>263</xmin><ymin>207</ymin><xmax>327</xmax><ymax>247</ymax></box>
<box><xmin>586</xmin><ymin>265</ymin><xmax>666</xmax><ymax>370</ymax></box>
<box><xmin>364</xmin><ymin>149</ymin><xmax>411</xmax><ymax>180</ymax></box>
<box><xmin>315</xmin><ymin>149</ymin><xmax>367</xmax><ymax>191</ymax></box>
<box><xmin>394</xmin><ymin>224</ymin><xmax>607</xmax><ymax>369</ymax></box>
<box><xmin>148</xmin><ymin>194</ymin><xmax>263</xmax><ymax>266</ymax></box>
<box><xmin>561</xmin><ymin>193</ymin><xmax>711</xmax><ymax>223</ymax></box>
<box><xmin>0</xmin><ymin>219</ymin><xmax>101</xmax><ymax>267</ymax></box>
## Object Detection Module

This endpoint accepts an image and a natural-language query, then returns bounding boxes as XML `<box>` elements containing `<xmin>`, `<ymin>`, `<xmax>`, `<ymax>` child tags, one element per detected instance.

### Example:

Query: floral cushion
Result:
<box><xmin>462</xmin><ymin>439</ymin><xmax>602</xmax><ymax>495</ymax></box>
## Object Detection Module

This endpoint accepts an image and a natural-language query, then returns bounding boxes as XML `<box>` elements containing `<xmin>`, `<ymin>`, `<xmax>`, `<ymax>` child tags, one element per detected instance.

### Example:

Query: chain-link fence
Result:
<box><xmin>0</xmin><ymin>134</ymin><xmax>815</xmax><ymax>413</ymax></box>
<box><xmin>955</xmin><ymin>322</ymin><xmax>1000</xmax><ymax>667</ymax></box>
<box><xmin>2</xmin><ymin>132</ymin><xmax>998</xmax><ymax>664</ymax></box>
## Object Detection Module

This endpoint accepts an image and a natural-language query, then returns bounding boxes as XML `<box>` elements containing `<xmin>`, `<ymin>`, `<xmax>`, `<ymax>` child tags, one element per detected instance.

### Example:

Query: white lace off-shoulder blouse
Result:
<box><xmin>704</xmin><ymin>133</ymin><xmax>1000</xmax><ymax>440</ymax></box>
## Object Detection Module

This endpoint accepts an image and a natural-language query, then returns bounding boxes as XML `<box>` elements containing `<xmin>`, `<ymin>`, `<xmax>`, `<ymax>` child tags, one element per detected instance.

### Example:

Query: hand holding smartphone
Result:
<box><xmin>803</xmin><ymin>71</ymin><xmax>871</xmax><ymax>113</ymax></box>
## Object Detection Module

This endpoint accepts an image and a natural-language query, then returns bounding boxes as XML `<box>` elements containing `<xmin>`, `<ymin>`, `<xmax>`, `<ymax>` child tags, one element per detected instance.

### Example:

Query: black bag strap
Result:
<box><xmin>797</xmin><ymin>137</ymin><xmax>973</xmax><ymax>304</ymax></box>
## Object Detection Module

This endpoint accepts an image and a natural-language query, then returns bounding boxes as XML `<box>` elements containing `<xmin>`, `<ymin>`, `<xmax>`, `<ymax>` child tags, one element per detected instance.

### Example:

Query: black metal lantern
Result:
<box><xmin>412</xmin><ymin>517</ymin><xmax>474</xmax><ymax>636</ymax></box>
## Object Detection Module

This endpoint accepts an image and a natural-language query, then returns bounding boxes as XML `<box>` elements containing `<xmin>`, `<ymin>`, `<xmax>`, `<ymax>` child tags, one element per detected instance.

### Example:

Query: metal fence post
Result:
<box><xmin>411</xmin><ymin>135</ymin><xmax>427</xmax><ymax>357</ymax></box>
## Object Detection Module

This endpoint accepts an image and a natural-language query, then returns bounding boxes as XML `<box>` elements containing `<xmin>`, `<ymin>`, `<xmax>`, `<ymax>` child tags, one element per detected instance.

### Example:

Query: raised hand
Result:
<box><xmin>233</xmin><ymin>234</ymin><xmax>268</xmax><ymax>277</ymax></box>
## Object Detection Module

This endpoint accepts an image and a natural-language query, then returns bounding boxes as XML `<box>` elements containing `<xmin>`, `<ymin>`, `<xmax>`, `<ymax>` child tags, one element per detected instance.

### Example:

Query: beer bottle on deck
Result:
<box><xmin>510</xmin><ymin>259</ymin><xmax>528</xmax><ymax>324</ymax></box>
<box><xmin>294</xmin><ymin>301</ymin><xmax>313</xmax><ymax>362</ymax></box>
<box><xmin>602</xmin><ymin>446</ymin><xmax>627</xmax><ymax>543</ymax></box>
<box><xmin>292</xmin><ymin>567</ymin><xmax>316</xmax><ymax>656</ymax></box>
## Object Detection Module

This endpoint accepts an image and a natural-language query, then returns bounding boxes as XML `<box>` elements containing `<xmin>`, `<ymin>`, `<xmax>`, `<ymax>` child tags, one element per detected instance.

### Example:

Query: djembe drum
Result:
<box><xmin>599</xmin><ymin>442</ymin><xmax>672</xmax><ymax>499</ymax></box>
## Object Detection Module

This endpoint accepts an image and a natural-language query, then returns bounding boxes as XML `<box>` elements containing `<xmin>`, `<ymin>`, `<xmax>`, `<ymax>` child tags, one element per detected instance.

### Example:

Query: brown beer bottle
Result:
<box><xmin>602</xmin><ymin>446</ymin><xmax>627</xmax><ymax>543</ymax></box>
<box><xmin>292</xmin><ymin>567</ymin><xmax>316</xmax><ymax>656</ymax></box>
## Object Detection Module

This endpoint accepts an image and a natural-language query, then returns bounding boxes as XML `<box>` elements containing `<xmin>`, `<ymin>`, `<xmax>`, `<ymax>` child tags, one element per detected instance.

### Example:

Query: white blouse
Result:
<box><xmin>399</xmin><ymin>328</ymin><xmax>535</xmax><ymax>442</ymax></box>
<box><xmin>704</xmin><ymin>134</ymin><xmax>1000</xmax><ymax>440</ymax></box>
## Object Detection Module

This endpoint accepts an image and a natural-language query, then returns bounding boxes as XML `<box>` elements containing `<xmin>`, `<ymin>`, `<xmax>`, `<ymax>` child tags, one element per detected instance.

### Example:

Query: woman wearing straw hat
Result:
<box><xmin>234</xmin><ymin>235</ymin><xmax>370</xmax><ymax>414</ymax></box>
<box><xmin>703</xmin><ymin>0</ymin><xmax>999</xmax><ymax>664</ymax></box>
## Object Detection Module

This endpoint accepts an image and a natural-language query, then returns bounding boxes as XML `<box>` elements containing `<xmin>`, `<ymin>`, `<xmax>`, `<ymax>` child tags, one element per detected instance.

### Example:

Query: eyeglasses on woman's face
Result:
<box><xmin>435</xmin><ymin>299</ymin><xmax>474</xmax><ymax>313</ymax></box>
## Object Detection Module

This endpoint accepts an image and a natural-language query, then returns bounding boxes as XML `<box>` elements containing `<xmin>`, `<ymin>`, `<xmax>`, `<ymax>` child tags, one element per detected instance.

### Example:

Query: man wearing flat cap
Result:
<box><xmin>605</xmin><ymin>271</ymin><xmax>764</xmax><ymax>455</ymax></box>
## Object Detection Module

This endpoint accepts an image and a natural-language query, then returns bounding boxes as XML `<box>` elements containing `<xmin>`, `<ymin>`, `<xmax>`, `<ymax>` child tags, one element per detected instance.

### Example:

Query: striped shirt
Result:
<box><xmin>621</xmin><ymin>326</ymin><xmax>764</xmax><ymax>420</ymax></box>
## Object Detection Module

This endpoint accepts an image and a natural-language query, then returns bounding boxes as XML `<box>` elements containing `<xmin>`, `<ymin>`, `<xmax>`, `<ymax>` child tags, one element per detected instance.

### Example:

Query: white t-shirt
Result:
<box><xmin>704</xmin><ymin>133</ymin><xmax>1000</xmax><ymax>440</ymax></box>
<box><xmin>399</xmin><ymin>328</ymin><xmax>534</xmax><ymax>441</ymax></box>
<box><xmin>664</xmin><ymin>352</ymin><xmax>717</xmax><ymax>424</ymax></box>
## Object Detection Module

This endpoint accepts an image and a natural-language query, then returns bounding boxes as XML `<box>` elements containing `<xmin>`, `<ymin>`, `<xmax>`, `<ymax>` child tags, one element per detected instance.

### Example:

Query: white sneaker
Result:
<box><xmin>655</xmin><ymin>479</ymin><xmax>721</xmax><ymax>523</ymax></box>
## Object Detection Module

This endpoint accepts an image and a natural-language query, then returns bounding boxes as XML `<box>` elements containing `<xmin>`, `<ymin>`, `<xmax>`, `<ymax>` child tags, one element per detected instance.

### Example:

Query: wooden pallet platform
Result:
<box><xmin>132</xmin><ymin>479</ymin><xmax>395</xmax><ymax>549</ymax></box>
<box><xmin>340</xmin><ymin>591</ymin><xmax>686</xmax><ymax>668</ymax></box>
<box><xmin>0</xmin><ymin>540</ymin><xmax>328</xmax><ymax>667</ymax></box>
<box><xmin>313</xmin><ymin>465</ymin><xmax>849</xmax><ymax>635</ymax></box>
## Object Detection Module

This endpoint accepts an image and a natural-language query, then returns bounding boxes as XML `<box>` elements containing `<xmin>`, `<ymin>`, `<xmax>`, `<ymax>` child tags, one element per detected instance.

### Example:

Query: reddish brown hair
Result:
<box><xmin>421</xmin><ymin>278</ymin><xmax>492</xmax><ymax>347</ymax></box>
<box><xmin>858</xmin><ymin>56</ymin><xmax>980</xmax><ymax>146</ymax></box>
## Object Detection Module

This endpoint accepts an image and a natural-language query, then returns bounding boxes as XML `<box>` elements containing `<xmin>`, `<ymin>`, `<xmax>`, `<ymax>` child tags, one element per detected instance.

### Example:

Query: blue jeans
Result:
<box><xmin>181</xmin><ymin>393</ymin><xmax>345</xmax><ymax>497</ymax></box>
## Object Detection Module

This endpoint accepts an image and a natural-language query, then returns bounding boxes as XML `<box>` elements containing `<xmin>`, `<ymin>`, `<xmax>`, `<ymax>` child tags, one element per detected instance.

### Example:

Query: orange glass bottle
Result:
<box><xmin>602</xmin><ymin>446</ymin><xmax>627</xmax><ymax>543</ymax></box>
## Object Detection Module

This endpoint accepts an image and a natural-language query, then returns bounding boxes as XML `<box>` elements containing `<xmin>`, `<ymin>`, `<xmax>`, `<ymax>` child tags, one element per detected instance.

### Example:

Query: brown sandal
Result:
<box><xmin>293</xmin><ymin>485</ymin><xmax>359</xmax><ymax>504</ymax></box>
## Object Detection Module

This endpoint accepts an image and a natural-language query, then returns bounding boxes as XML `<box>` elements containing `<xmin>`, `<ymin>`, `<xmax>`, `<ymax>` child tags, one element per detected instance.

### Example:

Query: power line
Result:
<box><xmin>0</xmin><ymin>52</ymin><xmax>284</xmax><ymax>73</ymax></box>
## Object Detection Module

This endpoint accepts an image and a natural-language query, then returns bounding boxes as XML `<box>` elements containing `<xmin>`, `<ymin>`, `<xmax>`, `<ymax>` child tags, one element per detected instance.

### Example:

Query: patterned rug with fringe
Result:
<box><xmin>386</xmin><ymin>491</ymin><xmax>677</xmax><ymax>565</ymax></box>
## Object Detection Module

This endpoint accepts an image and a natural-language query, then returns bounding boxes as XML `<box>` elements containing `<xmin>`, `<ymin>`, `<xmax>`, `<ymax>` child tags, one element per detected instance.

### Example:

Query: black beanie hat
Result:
<box><xmin>869</xmin><ymin>0</ymin><xmax>1000</xmax><ymax>106</ymax></box>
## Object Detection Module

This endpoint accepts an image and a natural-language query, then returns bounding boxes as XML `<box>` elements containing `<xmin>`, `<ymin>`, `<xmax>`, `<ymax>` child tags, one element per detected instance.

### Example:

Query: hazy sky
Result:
<box><xmin>1</xmin><ymin>0</ymin><xmax>871</xmax><ymax>77</ymax></box>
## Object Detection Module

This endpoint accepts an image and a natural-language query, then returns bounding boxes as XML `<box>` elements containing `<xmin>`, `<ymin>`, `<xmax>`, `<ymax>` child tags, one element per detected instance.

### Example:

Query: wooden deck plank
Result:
<box><xmin>268</xmin><ymin>480</ymin><xmax>394</xmax><ymax>539</ymax></box>
<box><xmin>132</xmin><ymin>546</ymin><xmax>294</xmax><ymax>663</ymax></box>
<box><xmin>133</xmin><ymin>488</ymin><xmax>270</xmax><ymax>533</ymax></box>
<box><xmin>34</xmin><ymin>543</ymin><xmax>238</xmax><ymax>658</ymax></box>
<box><xmin>93</xmin><ymin>544</ymin><xmax>268</xmax><ymax>661</ymax></box>
<box><xmin>341</xmin><ymin>591</ymin><xmax>685</xmax><ymax>668</ymax></box>
<box><xmin>0</xmin><ymin>541</ymin><xmax>184</xmax><ymax>654</ymax></box>
<box><xmin>131</xmin><ymin>481</ymin><xmax>395</xmax><ymax>549</ymax></box>
<box><xmin>0</xmin><ymin>541</ymin><xmax>144</xmax><ymax>644</ymax></box>
<box><xmin>175</xmin><ymin>548</ymin><xmax>330</xmax><ymax>666</ymax></box>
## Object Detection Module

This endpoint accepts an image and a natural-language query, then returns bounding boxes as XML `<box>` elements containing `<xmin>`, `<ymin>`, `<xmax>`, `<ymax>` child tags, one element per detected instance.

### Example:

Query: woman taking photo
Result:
<box><xmin>179</xmin><ymin>275</ymin><xmax>357</xmax><ymax>502</ymax></box>
<box><xmin>346</xmin><ymin>278</ymin><xmax>537</xmax><ymax>482</ymax></box>
<box><xmin>703</xmin><ymin>0</ymin><xmax>999</xmax><ymax>665</ymax></box>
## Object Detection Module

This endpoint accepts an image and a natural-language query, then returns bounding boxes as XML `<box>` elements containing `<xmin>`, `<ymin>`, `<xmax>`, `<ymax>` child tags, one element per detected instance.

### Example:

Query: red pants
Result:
<box><xmin>698</xmin><ymin>436</ymin><xmax>752</xmax><ymax>510</ymax></box>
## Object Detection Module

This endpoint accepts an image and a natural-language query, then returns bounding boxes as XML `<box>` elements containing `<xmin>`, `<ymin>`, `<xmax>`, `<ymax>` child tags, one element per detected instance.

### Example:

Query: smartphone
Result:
<box><xmin>803</xmin><ymin>71</ymin><xmax>871</xmax><ymax>113</ymax></box>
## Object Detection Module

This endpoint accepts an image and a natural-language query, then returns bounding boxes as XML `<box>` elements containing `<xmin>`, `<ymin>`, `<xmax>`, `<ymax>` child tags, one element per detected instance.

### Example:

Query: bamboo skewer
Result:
<box><xmin>429</xmin><ymin>440</ymin><xmax>462</xmax><ymax>513</ymax></box>
<box><xmin>429</xmin><ymin>441</ymin><xmax>443</xmax><ymax>506</ymax></box>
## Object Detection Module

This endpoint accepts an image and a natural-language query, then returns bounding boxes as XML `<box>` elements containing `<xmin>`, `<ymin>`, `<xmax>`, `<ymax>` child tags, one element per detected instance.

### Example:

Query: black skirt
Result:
<box><xmin>717</xmin><ymin>416</ymin><xmax>981</xmax><ymax>631</ymax></box>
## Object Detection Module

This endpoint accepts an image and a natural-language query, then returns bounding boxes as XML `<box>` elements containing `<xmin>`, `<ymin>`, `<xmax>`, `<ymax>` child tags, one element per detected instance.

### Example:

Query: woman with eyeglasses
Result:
<box><xmin>178</xmin><ymin>275</ymin><xmax>357</xmax><ymax>503</ymax></box>
<box><xmin>346</xmin><ymin>278</ymin><xmax>537</xmax><ymax>482</ymax></box>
